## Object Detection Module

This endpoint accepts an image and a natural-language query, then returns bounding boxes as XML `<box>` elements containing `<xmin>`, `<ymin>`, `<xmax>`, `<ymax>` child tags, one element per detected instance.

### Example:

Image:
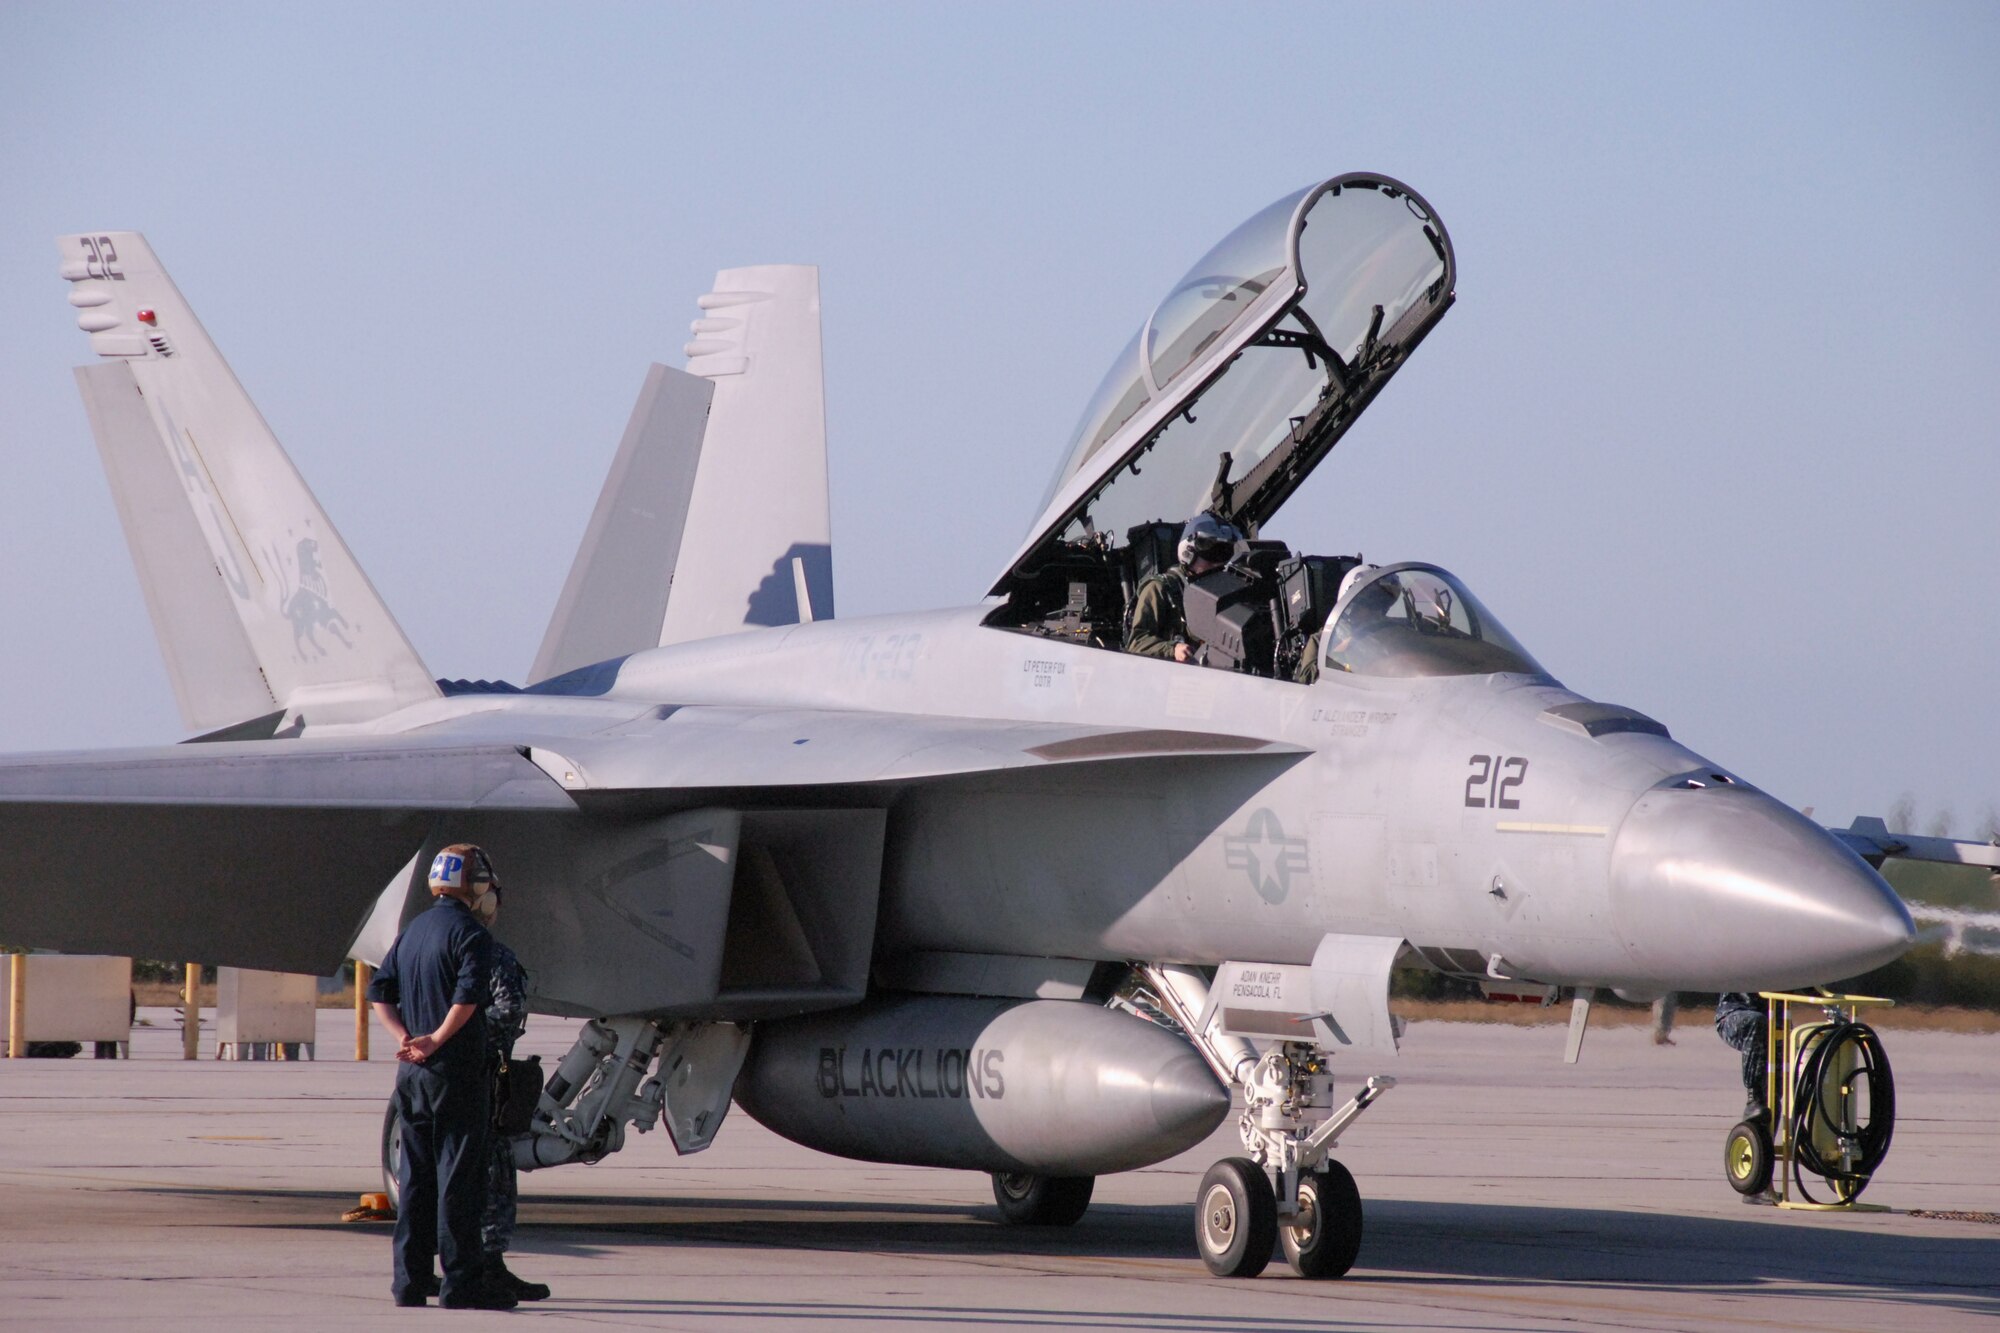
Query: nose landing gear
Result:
<box><xmin>1138</xmin><ymin>964</ymin><xmax>1394</xmax><ymax>1279</ymax></box>
<box><xmin>1281</xmin><ymin>1159</ymin><xmax>1364</xmax><ymax>1278</ymax></box>
<box><xmin>1195</xmin><ymin>1158</ymin><xmax>1277</xmax><ymax>1278</ymax></box>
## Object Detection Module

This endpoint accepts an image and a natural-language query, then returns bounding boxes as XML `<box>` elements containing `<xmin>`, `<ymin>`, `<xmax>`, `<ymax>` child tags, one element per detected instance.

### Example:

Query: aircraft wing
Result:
<box><xmin>0</xmin><ymin>714</ymin><xmax>1302</xmax><ymax>1006</ymax></box>
<box><xmin>0</xmin><ymin>741</ymin><xmax>571</xmax><ymax>973</ymax></box>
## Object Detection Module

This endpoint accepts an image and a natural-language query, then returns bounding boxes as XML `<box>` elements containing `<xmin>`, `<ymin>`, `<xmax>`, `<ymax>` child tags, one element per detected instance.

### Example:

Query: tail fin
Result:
<box><xmin>663</xmin><ymin>265</ymin><xmax>832</xmax><ymax>646</ymax></box>
<box><xmin>528</xmin><ymin>264</ymin><xmax>833</xmax><ymax>683</ymax></box>
<box><xmin>528</xmin><ymin>363</ymin><xmax>714</xmax><ymax>684</ymax></box>
<box><xmin>59</xmin><ymin>232</ymin><xmax>438</xmax><ymax>730</ymax></box>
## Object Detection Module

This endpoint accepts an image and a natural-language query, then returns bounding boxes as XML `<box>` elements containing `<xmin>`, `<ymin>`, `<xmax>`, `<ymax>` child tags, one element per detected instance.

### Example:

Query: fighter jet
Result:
<box><xmin>7</xmin><ymin>174</ymin><xmax>1974</xmax><ymax>1278</ymax></box>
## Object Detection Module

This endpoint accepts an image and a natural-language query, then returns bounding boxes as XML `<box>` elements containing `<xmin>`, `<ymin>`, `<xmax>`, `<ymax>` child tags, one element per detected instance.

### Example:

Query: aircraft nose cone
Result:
<box><xmin>1609</xmin><ymin>786</ymin><xmax>1914</xmax><ymax>991</ymax></box>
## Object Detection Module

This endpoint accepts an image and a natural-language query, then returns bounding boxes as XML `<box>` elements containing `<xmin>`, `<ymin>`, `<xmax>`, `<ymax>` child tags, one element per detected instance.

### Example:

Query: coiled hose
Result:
<box><xmin>1787</xmin><ymin>1019</ymin><xmax>1895</xmax><ymax>1202</ymax></box>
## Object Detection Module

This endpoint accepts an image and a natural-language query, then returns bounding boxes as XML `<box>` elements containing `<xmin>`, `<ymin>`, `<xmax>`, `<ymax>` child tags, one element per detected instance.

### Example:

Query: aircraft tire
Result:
<box><xmin>1280</xmin><ymin>1160</ymin><xmax>1362</xmax><ymax>1278</ymax></box>
<box><xmin>991</xmin><ymin>1172</ymin><xmax>1094</xmax><ymax>1225</ymax></box>
<box><xmin>1724</xmin><ymin>1119</ymin><xmax>1773</xmax><ymax>1196</ymax></box>
<box><xmin>381</xmin><ymin>1100</ymin><xmax>403</xmax><ymax>1210</ymax></box>
<box><xmin>1194</xmin><ymin>1157</ymin><xmax>1275</xmax><ymax>1278</ymax></box>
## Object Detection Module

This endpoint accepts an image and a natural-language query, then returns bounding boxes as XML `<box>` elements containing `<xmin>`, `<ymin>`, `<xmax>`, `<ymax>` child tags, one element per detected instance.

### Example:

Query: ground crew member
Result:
<box><xmin>476</xmin><ymin>881</ymin><xmax>549</xmax><ymax>1302</ymax></box>
<box><xmin>1715</xmin><ymin>992</ymin><xmax>1769</xmax><ymax>1121</ymax></box>
<box><xmin>367</xmin><ymin>844</ymin><xmax>512</xmax><ymax>1309</ymax></box>
<box><xmin>1651</xmin><ymin>993</ymin><xmax>1679</xmax><ymax>1046</ymax></box>
<box><xmin>1125</xmin><ymin>512</ymin><xmax>1240</xmax><ymax>661</ymax></box>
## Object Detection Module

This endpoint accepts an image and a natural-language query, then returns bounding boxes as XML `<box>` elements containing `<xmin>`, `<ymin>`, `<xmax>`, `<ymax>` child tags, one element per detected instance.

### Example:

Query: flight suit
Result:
<box><xmin>481</xmin><ymin>940</ymin><xmax>529</xmax><ymax>1266</ymax></box>
<box><xmin>1294</xmin><ymin>629</ymin><xmax>1321</xmax><ymax>684</ymax></box>
<box><xmin>368</xmin><ymin>897</ymin><xmax>494</xmax><ymax>1305</ymax></box>
<box><xmin>1125</xmin><ymin>568</ymin><xmax>1193</xmax><ymax>658</ymax></box>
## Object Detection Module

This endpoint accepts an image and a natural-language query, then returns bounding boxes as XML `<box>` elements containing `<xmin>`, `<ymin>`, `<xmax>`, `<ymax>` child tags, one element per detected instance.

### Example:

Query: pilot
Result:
<box><xmin>1125</xmin><ymin>512</ymin><xmax>1241</xmax><ymax>661</ymax></box>
<box><xmin>1295</xmin><ymin>564</ymin><xmax>1380</xmax><ymax>683</ymax></box>
<box><xmin>476</xmin><ymin>878</ymin><xmax>550</xmax><ymax>1302</ymax></box>
<box><xmin>367</xmin><ymin>844</ymin><xmax>513</xmax><ymax>1309</ymax></box>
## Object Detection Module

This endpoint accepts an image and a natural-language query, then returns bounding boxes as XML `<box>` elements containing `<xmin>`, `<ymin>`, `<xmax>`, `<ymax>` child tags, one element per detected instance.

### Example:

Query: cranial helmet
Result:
<box><xmin>1178</xmin><ymin>512</ymin><xmax>1242</xmax><ymax>567</ymax></box>
<box><xmin>1336</xmin><ymin>563</ymin><xmax>1381</xmax><ymax>603</ymax></box>
<box><xmin>428</xmin><ymin>843</ymin><xmax>499</xmax><ymax>898</ymax></box>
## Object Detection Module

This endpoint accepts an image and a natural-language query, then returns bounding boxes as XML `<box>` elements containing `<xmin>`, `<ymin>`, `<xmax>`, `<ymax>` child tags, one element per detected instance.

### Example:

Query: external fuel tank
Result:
<box><xmin>735</xmin><ymin>995</ymin><xmax>1229</xmax><ymax>1177</ymax></box>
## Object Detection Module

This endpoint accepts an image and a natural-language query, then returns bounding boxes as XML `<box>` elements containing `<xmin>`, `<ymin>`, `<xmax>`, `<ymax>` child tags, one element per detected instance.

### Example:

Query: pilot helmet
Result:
<box><xmin>1178</xmin><ymin>512</ymin><xmax>1242</xmax><ymax>567</ymax></box>
<box><xmin>1336</xmin><ymin>563</ymin><xmax>1382</xmax><ymax>603</ymax></box>
<box><xmin>428</xmin><ymin>842</ymin><xmax>501</xmax><ymax>903</ymax></box>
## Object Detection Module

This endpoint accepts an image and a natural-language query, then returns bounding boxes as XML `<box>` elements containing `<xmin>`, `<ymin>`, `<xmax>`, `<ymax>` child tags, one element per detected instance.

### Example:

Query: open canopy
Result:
<box><xmin>999</xmin><ymin>174</ymin><xmax>1455</xmax><ymax>593</ymax></box>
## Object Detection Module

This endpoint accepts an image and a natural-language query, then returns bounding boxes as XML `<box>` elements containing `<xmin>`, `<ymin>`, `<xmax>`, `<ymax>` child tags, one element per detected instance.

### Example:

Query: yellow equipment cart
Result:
<box><xmin>1722</xmin><ymin>991</ymin><xmax>1896</xmax><ymax>1210</ymax></box>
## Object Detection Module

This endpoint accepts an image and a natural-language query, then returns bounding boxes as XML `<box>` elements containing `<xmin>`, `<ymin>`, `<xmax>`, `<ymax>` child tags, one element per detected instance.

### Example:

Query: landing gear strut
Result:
<box><xmin>1140</xmin><ymin>964</ymin><xmax>1394</xmax><ymax>1279</ymax></box>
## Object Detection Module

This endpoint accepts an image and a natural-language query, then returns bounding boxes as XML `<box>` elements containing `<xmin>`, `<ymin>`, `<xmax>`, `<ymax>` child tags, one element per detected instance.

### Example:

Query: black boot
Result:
<box><xmin>440</xmin><ymin>1276</ymin><xmax>517</xmax><ymax>1310</ymax></box>
<box><xmin>493</xmin><ymin>1261</ymin><xmax>550</xmax><ymax>1302</ymax></box>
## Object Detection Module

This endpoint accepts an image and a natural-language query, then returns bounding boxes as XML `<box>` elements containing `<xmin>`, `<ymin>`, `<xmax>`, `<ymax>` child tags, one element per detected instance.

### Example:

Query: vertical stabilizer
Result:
<box><xmin>527</xmin><ymin>364</ymin><xmax>714</xmax><ymax>684</ymax></box>
<box><xmin>657</xmin><ymin>265</ymin><xmax>833</xmax><ymax>646</ymax></box>
<box><xmin>57</xmin><ymin>233</ymin><xmax>439</xmax><ymax>728</ymax></box>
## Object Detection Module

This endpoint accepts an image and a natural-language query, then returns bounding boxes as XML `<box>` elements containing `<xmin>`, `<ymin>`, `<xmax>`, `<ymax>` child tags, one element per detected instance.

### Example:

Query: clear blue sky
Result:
<box><xmin>1</xmin><ymin>3</ymin><xmax>1995</xmax><ymax>831</ymax></box>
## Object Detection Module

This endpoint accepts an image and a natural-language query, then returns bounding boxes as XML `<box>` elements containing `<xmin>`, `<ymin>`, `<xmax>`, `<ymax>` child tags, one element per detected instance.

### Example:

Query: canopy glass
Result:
<box><xmin>1009</xmin><ymin>175</ymin><xmax>1455</xmax><ymax>590</ymax></box>
<box><xmin>1321</xmin><ymin>565</ymin><xmax>1544</xmax><ymax>679</ymax></box>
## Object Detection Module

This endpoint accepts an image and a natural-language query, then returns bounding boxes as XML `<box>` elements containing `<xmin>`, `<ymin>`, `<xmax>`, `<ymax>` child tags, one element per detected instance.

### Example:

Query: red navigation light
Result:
<box><xmin>137</xmin><ymin>309</ymin><xmax>157</xmax><ymax>325</ymax></box>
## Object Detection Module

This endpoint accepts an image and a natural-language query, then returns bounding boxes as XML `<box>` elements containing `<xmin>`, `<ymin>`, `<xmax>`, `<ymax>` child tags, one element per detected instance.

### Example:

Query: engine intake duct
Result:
<box><xmin>392</xmin><ymin>806</ymin><xmax>884</xmax><ymax>1021</ymax></box>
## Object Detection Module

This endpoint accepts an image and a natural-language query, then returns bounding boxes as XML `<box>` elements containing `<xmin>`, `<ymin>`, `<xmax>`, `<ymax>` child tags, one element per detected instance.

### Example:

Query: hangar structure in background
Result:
<box><xmin>9</xmin><ymin>174</ymin><xmax>1989</xmax><ymax>1277</ymax></box>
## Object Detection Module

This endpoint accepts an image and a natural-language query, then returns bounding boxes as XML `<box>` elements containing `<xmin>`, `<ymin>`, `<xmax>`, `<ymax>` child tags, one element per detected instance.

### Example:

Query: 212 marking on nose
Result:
<box><xmin>1465</xmin><ymin>755</ymin><xmax>1527</xmax><ymax>809</ymax></box>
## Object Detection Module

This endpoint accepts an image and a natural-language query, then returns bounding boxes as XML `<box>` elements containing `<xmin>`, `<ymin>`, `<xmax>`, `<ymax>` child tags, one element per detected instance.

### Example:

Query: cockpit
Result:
<box><xmin>986</xmin><ymin>174</ymin><xmax>1544</xmax><ymax>683</ymax></box>
<box><xmin>1320</xmin><ymin>565</ymin><xmax>1542</xmax><ymax>679</ymax></box>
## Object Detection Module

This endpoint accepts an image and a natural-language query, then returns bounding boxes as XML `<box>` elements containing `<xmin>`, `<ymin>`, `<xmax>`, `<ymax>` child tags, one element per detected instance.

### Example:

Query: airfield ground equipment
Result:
<box><xmin>1723</xmin><ymin>991</ymin><xmax>1896</xmax><ymax>1210</ymax></box>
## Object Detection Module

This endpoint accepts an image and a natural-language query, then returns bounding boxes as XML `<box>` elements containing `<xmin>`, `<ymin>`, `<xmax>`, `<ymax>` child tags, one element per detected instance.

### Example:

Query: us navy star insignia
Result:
<box><xmin>1224</xmin><ymin>808</ymin><xmax>1309</xmax><ymax>904</ymax></box>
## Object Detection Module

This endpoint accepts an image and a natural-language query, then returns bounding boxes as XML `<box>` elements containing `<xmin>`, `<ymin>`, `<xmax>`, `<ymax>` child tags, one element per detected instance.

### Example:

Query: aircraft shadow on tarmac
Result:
<box><xmin>137</xmin><ymin>1186</ymin><xmax>2000</xmax><ymax>1319</ymax></box>
<box><xmin>512</xmin><ymin>1193</ymin><xmax>2000</xmax><ymax>1318</ymax></box>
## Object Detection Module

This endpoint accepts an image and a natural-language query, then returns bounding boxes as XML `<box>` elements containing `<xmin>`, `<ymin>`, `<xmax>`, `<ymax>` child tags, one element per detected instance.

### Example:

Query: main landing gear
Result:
<box><xmin>990</xmin><ymin>1172</ymin><xmax>1095</xmax><ymax>1226</ymax></box>
<box><xmin>1139</xmin><ymin>965</ymin><xmax>1394</xmax><ymax>1279</ymax></box>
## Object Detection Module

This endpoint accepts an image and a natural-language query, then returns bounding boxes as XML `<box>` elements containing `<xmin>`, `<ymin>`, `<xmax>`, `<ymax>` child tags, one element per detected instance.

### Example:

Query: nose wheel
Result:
<box><xmin>1195</xmin><ymin>1158</ymin><xmax>1276</xmax><ymax>1278</ymax></box>
<box><xmin>1280</xmin><ymin>1161</ymin><xmax>1363</xmax><ymax>1278</ymax></box>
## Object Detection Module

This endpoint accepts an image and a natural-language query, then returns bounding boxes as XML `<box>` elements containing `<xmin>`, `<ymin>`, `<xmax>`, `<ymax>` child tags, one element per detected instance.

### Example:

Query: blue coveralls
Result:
<box><xmin>367</xmin><ymin>898</ymin><xmax>494</xmax><ymax>1304</ymax></box>
<box><xmin>481</xmin><ymin>940</ymin><xmax>529</xmax><ymax>1264</ymax></box>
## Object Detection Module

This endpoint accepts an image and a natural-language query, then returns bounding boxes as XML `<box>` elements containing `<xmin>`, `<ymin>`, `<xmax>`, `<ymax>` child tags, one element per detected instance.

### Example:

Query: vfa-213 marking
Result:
<box><xmin>1465</xmin><ymin>754</ymin><xmax>1529</xmax><ymax>809</ymax></box>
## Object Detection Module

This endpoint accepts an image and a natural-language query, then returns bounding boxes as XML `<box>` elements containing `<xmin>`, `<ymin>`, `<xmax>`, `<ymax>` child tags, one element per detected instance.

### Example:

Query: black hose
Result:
<box><xmin>1787</xmin><ymin>1020</ymin><xmax>1895</xmax><ymax>1203</ymax></box>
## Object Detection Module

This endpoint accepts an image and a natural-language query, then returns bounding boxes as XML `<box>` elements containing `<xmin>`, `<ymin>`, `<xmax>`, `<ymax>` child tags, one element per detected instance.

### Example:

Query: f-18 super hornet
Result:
<box><xmin>10</xmin><ymin>174</ymin><xmax>1982</xmax><ymax>1278</ymax></box>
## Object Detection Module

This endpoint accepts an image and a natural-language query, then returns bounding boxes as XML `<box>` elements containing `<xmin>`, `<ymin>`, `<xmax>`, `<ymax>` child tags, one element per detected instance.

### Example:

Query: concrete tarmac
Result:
<box><xmin>1</xmin><ymin>1008</ymin><xmax>1995</xmax><ymax>1331</ymax></box>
